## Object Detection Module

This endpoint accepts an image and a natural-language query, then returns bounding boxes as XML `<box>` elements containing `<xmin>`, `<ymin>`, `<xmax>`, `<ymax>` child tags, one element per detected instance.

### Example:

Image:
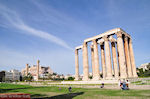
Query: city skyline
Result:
<box><xmin>0</xmin><ymin>0</ymin><xmax>150</xmax><ymax>75</ymax></box>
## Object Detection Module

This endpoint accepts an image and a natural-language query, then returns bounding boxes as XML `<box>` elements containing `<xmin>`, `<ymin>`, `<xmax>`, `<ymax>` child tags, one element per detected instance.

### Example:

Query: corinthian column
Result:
<box><xmin>104</xmin><ymin>36</ymin><xmax>113</xmax><ymax>79</ymax></box>
<box><xmin>37</xmin><ymin>60</ymin><xmax>40</xmax><ymax>81</ymax></box>
<box><xmin>116</xmin><ymin>32</ymin><xmax>127</xmax><ymax>78</ymax></box>
<box><xmin>82</xmin><ymin>42</ymin><xmax>89</xmax><ymax>81</ymax></box>
<box><xmin>26</xmin><ymin>63</ymin><xmax>29</xmax><ymax>76</ymax></box>
<box><xmin>92</xmin><ymin>39</ymin><xmax>100</xmax><ymax>80</ymax></box>
<box><xmin>100</xmin><ymin>42</ymin><xmax>106</xmax><ymax>79</ymax></box>
<box><xmin>111</xmin><ymin>41</ymin><xmax>119</xmax><ymax>79</ymax></box>
<box><xmin>75</xmin><ymin>49</ymin><xmax>79</xmax><ymax>80</ymax></box>
<box><xmin>129</xmin><ymin>38</ymin><xmax>138</xmax><ymax>77</ymax></box>
<box><xmin>124</xmin><ymin>36</ymin><xmax>133</xmax><ymax>78</ymax></box>
<box><xmin>90</xmin><ymin>45</ymin><xmax>95</xmax><ymax>78</ymax></box>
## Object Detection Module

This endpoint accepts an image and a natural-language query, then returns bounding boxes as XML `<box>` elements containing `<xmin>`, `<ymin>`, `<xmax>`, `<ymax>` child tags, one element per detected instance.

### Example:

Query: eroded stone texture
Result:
<box><xmin>90</xmin><ymin>45</ymin><xmax>95</xmax><ymax>78</ymax></box>
<box><xmin>111</xmin><ymin>41</ymin><xmax>119</xmax><ymax>79</ymax></box>
<box><xmin>37</xmin><ymin>60</ymin><xmax>40</xmax><ymax>80</ymax></box>
<box><xmin>100</xmin><ymin>43</ymin><xmax>106</xmax><ymax>79</ymax></box>
<box><xmin>116</xmin><ymin>32</ymin><xmax>127</xmax><ymax>78</ymax></box>
<box><xmin>75</xmin><ymin>49</ymin><xmax>79</xmax><ymax>80</ymax></box>
<box><xmin>124</xmin><ymin>36</ymin><xmax>133</xmax><ymax>78</ymax></box>
<box><xmin>82</xmin><ymin>42</ymin><xmax>89</xmax><ymax>81</ymax></box>
<box><xmin>129</xmin><ymin>39</ymin><xmax>138</xmax><ymax>78</ymax></box>
<box><xmin>26</xmin><ymin>64</ymin><xmax>29</xmax><ymax>76</ymax></box>
<box><xmin>103</xmin><ymin>36</ymin><xmax>113</xmax><ymax>79</ymax></box>
<box><xmin>92</xmin><ymin>39</ymin><xmax>100</xmax><ymax>80</ymax></box>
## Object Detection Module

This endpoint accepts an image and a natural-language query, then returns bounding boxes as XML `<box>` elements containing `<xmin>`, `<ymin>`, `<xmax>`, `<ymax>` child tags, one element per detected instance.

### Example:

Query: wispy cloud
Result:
<box><xmin>0</xmin><ymin>4</ymin><xmax>73</xmax><ymax>50</ymax></box>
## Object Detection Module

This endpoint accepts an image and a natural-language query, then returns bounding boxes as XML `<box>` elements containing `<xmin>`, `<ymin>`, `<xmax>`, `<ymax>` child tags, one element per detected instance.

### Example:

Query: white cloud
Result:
<box><xmin>0</xmin><ymin>4</ymin><xmax>73</xmax><ymax>50</ymax></box>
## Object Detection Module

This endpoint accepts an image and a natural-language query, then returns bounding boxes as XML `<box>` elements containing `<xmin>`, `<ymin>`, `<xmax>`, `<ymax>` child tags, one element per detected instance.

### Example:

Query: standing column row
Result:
<box><xmin>75</xmin><ymin>31</ymin><xmax>138</xmax><ymax>81</ymax></box>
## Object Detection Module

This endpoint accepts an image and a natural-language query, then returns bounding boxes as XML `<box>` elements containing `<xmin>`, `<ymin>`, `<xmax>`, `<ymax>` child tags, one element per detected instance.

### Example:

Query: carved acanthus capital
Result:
<box><xmin>99</xmin><ymin>42</ymin><xmax>104</xmax><ymax>45</ymax></box>
<box><xmin>116</xmin><ymin>31</ymin><xmax>123</xmax><ymax>38</ymax></box>
<box><xmin>37</xmin><ymin>60</ymin><xmax>40</xmax><ymax>64</ymax></box>
<box><xmin>129</xmin><ymin>38</ymin><xmax>133</xmax><ymax>44</ymax></box>
<box><xmin>124</xmin><ymin>36</ymin><xmax>129</xmax><ymax>41</ymax></box>
<box><xmin>103</xmin><ymin>36</ymin><xmax>109</xmax><ymax>41</ymax></box>
<box><xmin>75</xmin><ymin>49</ymin><xmax>78</xmax><ymax>54</ymax></box>
<box><xmin>90</xmin><ymin>44</ymin><xmax>93</xmax><ymax>48</ymax></box>
<box><xmin>83</xmin><ymin>42</ymin><xmax>87</xmax><ymax>47</ymax></box>
<box><xmin>97</xmin><ymin>39</ymin><xmax>104</xmax><ymax>45</ymax></box>
<box><xmin>109</xmin><ymin>36</ymin><xmax>116</xmax><ymax>43</ymax></box>
<box><xmin>92</xmin><ymin>39</ymin><xmax>97</xmax><ymax>45</ymax></box>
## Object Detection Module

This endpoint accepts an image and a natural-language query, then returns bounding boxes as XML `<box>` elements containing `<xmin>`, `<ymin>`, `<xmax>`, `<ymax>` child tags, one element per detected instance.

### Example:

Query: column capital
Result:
<box><xmin>100</xmin><ymin>42</ymin><xmax>104</xmax><ymax>45</ymax></box>
<box><xmin>90</xmin><ymin>44</ymin><xmax>94</xmax><ymax>48</ymax></box>
<box><xmin>83</xmin><ymin>42</ymin><xmax>87</xmax><ymax>46</ymax></box>
<box><xmin>124</xmin><ymin>36</ymin><xmax>129</xmax><ymax>41</ymax></box>
<box><xmin>92</xmin><ymin>39</ymin><xmax>98</xmax><ymax>44</ymax></box>
<box><xmin>103</xmin><ymin>36</ymin><xmax>109</xmax><ymax>41</ymax></box>
<box><xmin>37</xmin><ymin>60</ymin><xmax>40</xmax><ymax>64</ymax></box>
<box><xmin>129</xmin><ymin>38</ymin><xmax>133</xmax><ymax>43</ymax></box>
<box><xmin>75</xmin><ymin>49</ymin><xmax>78</xmax><ymax>54</ymax></box>
<box><xmin>116</xmin><ymin>31</ymin><xmax>123</xmax><ymax>38</ymax></box>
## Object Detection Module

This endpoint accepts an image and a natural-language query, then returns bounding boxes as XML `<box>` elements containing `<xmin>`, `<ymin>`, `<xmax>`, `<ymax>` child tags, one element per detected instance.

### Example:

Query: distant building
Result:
<box><xmin>0</xmin><ymin>69</ymin><xmax>21</xmax><ymax>81</ymax></box>
<box><xmin>10</xmin><ymin>69</ymin><xmax>20</xmax><ymax>81</ymax></box>
<box><xmin>21</xmin><ymin>65</ymin><xmax>53</xmax><ymax>80</ymax></box>
<box><xmin>5</xmin><ymin>71</ymin><xmax>13</xmax><ymax>81</ymax></box>
<box><xmin>138</xmin><ymin>63</ymin><xmax>150</xmax><ymax>72</ymax></box>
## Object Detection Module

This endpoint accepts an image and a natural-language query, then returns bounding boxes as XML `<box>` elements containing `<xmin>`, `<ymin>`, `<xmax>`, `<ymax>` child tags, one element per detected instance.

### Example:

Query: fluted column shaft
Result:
<box><xmin>75</xmin><ymin>49</ymin><xmax>79</xmax><ymax>80</ymax></box>
<box><xmin>90</xmin><ymin>45</ymin><xmax>95</xmax><ymax>77</ymax></box>
<box><xmin>104</xmin><ymin>36</ymin><xmax>113</xmax><ymax>79</ymax></box>
<box><xmin>116</xmin><ymin>32</ymin><xmax>127</xmax><ymax>78</ymax></box>
<box><xmin>92</xmin><ymin>39</ymin><xmax>100</xmax><ymax>80</ymax></box>
<box><xmin>124</xmin><ymin>36</ymin><xmax>133</xmax><ymax>78</ymax></box>
<box><xmin>129</xmin><ymin>39</ymin><xmax>138</xmax><ymax>77</ymax></box>
<box><xmin>100</xmin><ymin>43</ymin><xmax>106</xmax><ymax>79</ymax></box>
<box><xmin>82</xmin><ymin>42</ymin><xmax>89</xmax><ymax>80</ymax></box>
<box><xmin>111</xmin><ymin>42</ymin><xmax>119</xmax><ymax>78</ymax></box>
<box><xmin>37</xmin><ymin>60</ymin><xmax>40</xmax><ymax>80</ymax></box>
<box><xmin>26</xmin><ymin>64</ymin><xmax>29</xmax><ymax>76</ymax></box>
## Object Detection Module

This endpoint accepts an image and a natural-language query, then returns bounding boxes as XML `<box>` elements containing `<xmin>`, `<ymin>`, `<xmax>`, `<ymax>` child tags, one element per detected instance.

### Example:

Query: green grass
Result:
<box><xmin>0</xmin><ymin>83</ymin><xmax>150</xmax><ymax>99</ymax></box>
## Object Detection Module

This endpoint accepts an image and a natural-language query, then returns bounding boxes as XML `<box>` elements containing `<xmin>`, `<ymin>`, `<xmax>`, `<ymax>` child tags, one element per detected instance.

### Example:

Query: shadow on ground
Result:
<box><xmin>0</xmin><ymin>88</ymin><xmax>30</xmax><ymax>93</ymax></box>
<box><xmin>32</xmin><ymin>92</ymin><xmax>84</xmax><ymax>99</ymax></box>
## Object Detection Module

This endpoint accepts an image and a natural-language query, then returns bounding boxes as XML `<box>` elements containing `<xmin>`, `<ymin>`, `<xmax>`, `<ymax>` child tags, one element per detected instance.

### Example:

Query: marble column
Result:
<box><xmin>75</xmin><ymin>49</ymin><xmax>79</xmax><ymax>80</ymax></box>
<box><xmin>37</xmin><ymin>60</ymin><xmax>40</xmax><ymax>80</ymax></box>
<box><xmin>111</xmin><ymin>41</ymin><xmax>119</xmax><ymax>79</ymax></box>
<box><xmin>82</xmin><ymin>42</ymin><xmax>89</xmax><ymax>81</ymax></box>
<box><xmin>116</xmin><ymin>32</ymin><xmax>127</xmax><ymax>78</ymax></box>
<box><xmin>92</xmin><ymin>39</ymin><xmax>100</xmax><ymax>80</ymax></box>
<box><xmin>90</xmin><ymin>45</ymin><xmax>95</xmax><ymax>78</ymax></box>
<box><xmin>129</xmin><ymin>38</ymin><xmax>138</xmax><ymax>77</ymax></box>
<box><xmin>124</xmin><ymin>36</ymin><xmax>133</xmax><ymax>78</ymax></box>
<box><xmin>104</xmin><ymin>36</ymin><xmax>113</xmax><ymax>79</ymax></box>
<box><xmin>100</xmin><ymin>42</ymin><xmax>106</xmax><ymax>79</ymax></box>
<box><xmin>26</xmin><ymin>63</ymin><xmax>29</xmax><ymax>76</ymax></box>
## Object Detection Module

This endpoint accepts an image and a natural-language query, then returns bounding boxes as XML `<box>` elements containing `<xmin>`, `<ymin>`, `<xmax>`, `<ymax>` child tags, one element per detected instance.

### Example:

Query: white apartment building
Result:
<box><xmin>5</xmin><ymin>69</ymin><xmax>20</xmax><ymax>81</ymax></box>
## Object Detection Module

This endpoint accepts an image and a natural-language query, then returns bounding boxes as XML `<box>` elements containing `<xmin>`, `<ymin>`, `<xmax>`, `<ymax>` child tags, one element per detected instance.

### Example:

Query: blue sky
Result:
<box><xmin>0</xmin><ymin>0</ymin><xmax>150</xmax><ymax>75</ymax></box>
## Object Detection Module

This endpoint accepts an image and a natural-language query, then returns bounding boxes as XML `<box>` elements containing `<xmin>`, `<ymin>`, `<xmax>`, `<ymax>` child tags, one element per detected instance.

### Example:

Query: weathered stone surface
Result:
<box><xmin>124</xmin><ymin>36</ymin><xmax>133</xmax><ymax>78</ymax></box>
<box><xmin>116</xmin><ymin>32</ymin><xmax>127</xmax><ymax>78</ymax></box>
<box><xmin>75</xmin><ymin>49</ymin><xmax>79</xmax><ymax>80</ymax></box>
<box><xmin>111</xmin><ymin>41</ymin><xmax>119</xmax><ymax>79</ymax></box>
<box><xmin>92</xmin><ymin>39</ymin><xmax>100</xmax><ymax>80</ymax></box>
<box><xmin>103</xmin><ymin>36</ymin><xmax>113</xmax><ymax>79</ymax></box>
<box><xmin>26</xmin><ymin>64</ymin><xmax>29</xmax><ymax>76</ymax></box>
<box><xmin>82</xmin><ymin>42</ymin><xmax>89</xmax><ymax>81</ymax></box>
<box><xmin>129</xmin><ymin>38</ymin><xmax>138</xmax><ymax>78</ymax></box>
<box><xmin>100</xmin><ymin>43</ymin><xmax>106</xmax><ymax>79</ymax></box>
